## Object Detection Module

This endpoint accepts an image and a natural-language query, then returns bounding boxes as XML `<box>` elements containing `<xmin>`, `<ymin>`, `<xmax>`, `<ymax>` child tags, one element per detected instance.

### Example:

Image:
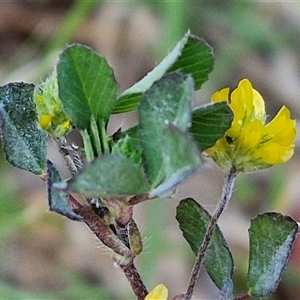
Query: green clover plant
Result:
<box><xmin>0</xmin><ymin>31</ymin><xmax>298</xmax><ymax>300</ymax></box>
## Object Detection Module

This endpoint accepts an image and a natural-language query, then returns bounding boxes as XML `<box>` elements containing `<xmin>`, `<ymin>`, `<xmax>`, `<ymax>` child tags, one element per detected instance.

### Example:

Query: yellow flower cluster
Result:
<box><xmin>34</xmin><ymin>70</ymin><xmax>72</xmax><ymax>138</ymax></box>
<box><xmin>206</xmin><ymin>79</ymin><xmax>296</xmax><ymax>173</ymax></box>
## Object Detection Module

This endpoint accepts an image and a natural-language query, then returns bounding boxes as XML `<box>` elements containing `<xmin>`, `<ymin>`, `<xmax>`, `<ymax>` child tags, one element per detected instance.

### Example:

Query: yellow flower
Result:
<box><xmin>34</xmin><ymin>69</ymin><xmax>72</xmax><ymax>138</ymax></box>
<box><xmin>206</xmin><ymin>79</ymin><xmax>296</xmax><ymax>173</ymax></box>
<box><xmin>39</xmin><ymin>114</ymin><xmax>52</xmax><ymax>130</ymax></box>
<box><xmin>145</xmin><ymin>284</ymin><xmax>168</xmax><ymax>300</ymax></box>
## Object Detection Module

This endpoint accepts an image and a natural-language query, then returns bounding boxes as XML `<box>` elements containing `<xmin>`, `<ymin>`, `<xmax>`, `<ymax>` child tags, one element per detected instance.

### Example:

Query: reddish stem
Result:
<box><xmin>119</xmin><ymin>262</ymin><xmax>148</xmax><ymax>300</ymax></box>
<box><xmin>74</xmin><ymin>205</ymin><xmax>134</xmax><ymax>260</ymax></box>
<box><xmin>68</xmin><ymin>194</ymin><xmax>83</xmax><ymax>210</ymax></box>
<box><xmin>74</xmin><ymin>204</ymin><xmax>148</xmax><ymax>299</ymax></box>
<box><xmin>71</xmin><ymin>197</ymin><xmax>147</xmax><ymax>299</ymax></box>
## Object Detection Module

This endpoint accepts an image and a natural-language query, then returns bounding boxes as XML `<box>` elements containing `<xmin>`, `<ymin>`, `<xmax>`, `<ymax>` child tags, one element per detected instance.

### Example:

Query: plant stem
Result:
<box><xmin>74</xmin><ymin>204</ymin><xmax>147</xmax><ymax>299</ymax></box>
<box><xmin>233</xmin><ymin>292</ymin><xmax>251</xmax><ymax>300</ymax></box>
<box><xmin>128</xmin><ymin>194</ymin><xmax>150</xmax><ymax>205</ymax></box>
<box><xmin>184</xmin><ymin>167</ymin><xmax>237</xmax><ymax>300</ymax></box>
<box><xmin>91</xmin><ymin>116</ymin><xmax>102</xmax><ymax>156</ymax></box>
<box><xmin>81</xmin><ymin>128</ymin><xmax>95</xmax><ymax>162</ymax></box>
<box><xmin>99</xmin><ymin>119</ymin><xmax>111</xmax><ymax>154</ymax></box>
<box><xmin>74</xmin><ymin>205</ymin><xmax>135</xmax><ymax>262</ymax></box>
<box><xmin>119</xmin><ymin>261</ymin><xmax>148</xmax><ymax>300</ymax></box>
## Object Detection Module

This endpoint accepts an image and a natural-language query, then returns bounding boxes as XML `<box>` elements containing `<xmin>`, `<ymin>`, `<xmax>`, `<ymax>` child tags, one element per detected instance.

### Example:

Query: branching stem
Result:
<box><xmin>72</xmin><ymin>199</ymin><xmax>147</xmax><ymax>299</ymax></box>
<box><xmin>184</xmin><ymin>167</ymin><xmax>237</xmax><ymax>300</ymax></box>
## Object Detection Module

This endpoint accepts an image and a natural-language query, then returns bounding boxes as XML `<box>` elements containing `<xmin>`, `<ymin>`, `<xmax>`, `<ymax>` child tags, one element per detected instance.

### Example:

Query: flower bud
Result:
<box><xmin>34</xmin><ymin>69</ymin><xmax>72</xmax><ymax>137</ymax></box>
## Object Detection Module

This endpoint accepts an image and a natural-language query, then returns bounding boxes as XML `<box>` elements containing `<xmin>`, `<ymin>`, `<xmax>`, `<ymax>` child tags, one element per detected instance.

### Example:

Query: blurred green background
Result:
<box><xmin>0</xmin><ymin>1</ymin><xmax>300</xmax><ymax>299</ymax></box>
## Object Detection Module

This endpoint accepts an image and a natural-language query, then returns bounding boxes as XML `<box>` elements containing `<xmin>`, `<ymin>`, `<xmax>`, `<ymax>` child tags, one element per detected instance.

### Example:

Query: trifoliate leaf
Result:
<box><xmin>219</xmin><ymin>277</ymin><xmax>233</xmax><ymax>300</ymax></box>
<box><xmin>190</xmin><ymin>102</ymin><xmax>233</xmax><ymax>151</ymax></box>
<box><xmin>113</xmin><ymin>31</ymin><xmax>213</xmax><ymax>113</ymax></box>
<box><xmin>176</xmin><ymin>198</ymin><xmax>234</xmax><ymax>289</ymax></box>
<box><xmin>65</xmin><ymin>153</ymin><xmax>150</xmax><ymax>198</ymax></box>
<box><xmin>167</xmin><ymin>34</ymin><xmax>213</xmax><ymax>89</ymax></box>
<box><xmin>57</xmin><ymin>44</ymin><xmax>117</xmax><ymax>129</ymax></box>
<box><xmin>150</xmin><ymin>126</ymin><xmax>201</xmax><ymax>197</ymax></box>
<box><xmin>247</xmin><ymin>212</ymin><xmax>298</xmax><ymax>297</ymax></box>
<box><xmin>0</xmin><ymin>83</ymin><xmax>47</xmax><ymax>175</ymax></box>
<box><xmin>47</xmin><ymin>160</ymin><xmax>82</xmax><ymax>221</ymax></box>
<box><xmin>138</xmin><ymin>72</ymin><xmax>193</xmax><ymax>187</ymax></box>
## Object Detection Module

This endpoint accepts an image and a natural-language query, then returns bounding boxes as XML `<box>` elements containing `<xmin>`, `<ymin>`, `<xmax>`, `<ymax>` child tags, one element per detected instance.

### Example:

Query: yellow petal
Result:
<box><xmin>39</xmin><ymin>114</ymin><xmax>52</xmax><ymax>129</ymax></box>
<box><xmin>231</xmin><ymin>79</ymin><xmax>253</xmax><ymax>113</ymax></box>
<box><xmin>270</xmin><ymin>127</ymin><xmax>297</xmax><ymax>147</ymax></box>
<box><xmin>62</xmin><ymin>119</ymin><xmax>71</xmax><ymax>130</ymax></box>
<box><xmin>252</xmin><ymin>89</ymin><xmax>265</xmax><ymax>120</ymax></box>
<box><xmin>259</xmin><ymin>143</ymin><xmax>295</xmax><ymax>165</ymax></box>
<box><xmin>239</xmin><ymin>120</ymin><xmax>264</xmax><ymax>149</ymax></box>
<box><xmin>230</xmin><ymin>79</ymin><xmax>266</xmax><ymax>124</ymax></box>
<box><xmin>264</xmin><ymin>106</ymin><xmax>297</xmax><ymax>148</ymax></box>
<box><xmin>230</xmin><ymin>80</ymin><xmax>252</xmax><ymax>124</ymax></box>
<box><xmin>265</xmin><ymin>106</ymin><xmax>289</xmax><ymax>133</ymax></box>
<box><xmin>211</xmin><ymin>88</ymin><xmax>230</xmax><ymax>103</ymax></box>
<box><xmin>145</xmin><ymin>284</ymin><xmax>168</xmax><ymax>300</ymax></box>
<box><xmin>265</xmin><ymin>106</ymin><xmax>296</xmax><ymax>136</ymax></box>
<box><xmin>226</xmin><ymin>122</ymin><xmax>240</xmax><ymax>139</ymax></box>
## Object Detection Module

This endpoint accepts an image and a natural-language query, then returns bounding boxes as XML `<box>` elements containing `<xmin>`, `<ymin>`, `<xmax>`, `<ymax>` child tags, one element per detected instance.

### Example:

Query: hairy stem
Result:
<box><xmin>184</xmin><ymin>167</ymin><xmax>237</xmax><ymax>300</ymax></box>
<box><xmin>119</xmin><ymin>261</ymin><xmax>148</xmax><ymax>300</ymax></box>
<box><xmin>74</xmin><ymin>203</ymin><xmax>147</xmax><ymax>299</ymax></box>
<box><xmin>74</xmin><ymin>205</ymin><xmax>135</xmax><ymax>262</ymax></box>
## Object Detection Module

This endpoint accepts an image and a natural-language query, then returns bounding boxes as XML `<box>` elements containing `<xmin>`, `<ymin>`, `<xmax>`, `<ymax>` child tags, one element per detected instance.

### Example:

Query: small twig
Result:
<box><xmin>184</xmin><ymin>167</ymin><xmax>237</xmax><ymax>300</ymax></box>
<box><xmin>119</xmin><ymin>261</ymin><xmax>148</xmax><ymax>300</ymax></box>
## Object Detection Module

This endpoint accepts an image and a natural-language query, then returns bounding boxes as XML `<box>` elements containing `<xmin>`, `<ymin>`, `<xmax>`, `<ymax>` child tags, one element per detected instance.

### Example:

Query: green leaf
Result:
<box><xmin>111</xmin><ymin>134</ymin><xmax>143</xmax><ymax>166</ymax></box>
<box><xmin>113</xmin><ymin>93</ymin><xmax>142</xmax><ymax>114</ymax></box>
<box><xmin>0</xmin><ymin>83</ymin><xmax>47</xmax><ymax>175</ymax></box>
<box><xmin>190</xmin><ymin>102</ymin><xmax>233</xmax><ymax>151</ymax></box>
<box><xmin>116</xmin><ymin>123</ymin><xmax>201</xmax><ymax>196</ymax></box>
<box><xmin>47</xmin><ymin>160</ymin><xmax>82</xmax><ymax>221</ymax></box>
<box><xmin>113</xmin><ymin>31</ymin><xmax>213</xmax><ymax>113</ymax></box>
<box><xmin>219</xmin><ymin>277</ymin><xmax>233</xmax><ymax>300</ymax></box>
<box><xmin>64</xmin><ymin>153</ymin><xmax>150</xmax><ymax>198</ymax></box>
<box><xmin>150</xmin><ymin>126</ymin><xmax>201</xmax><ymax>197</ymax></box>
<box><xmin>138</xmin><ymin>72</ymin><xmax>193</xmax><ymax>187</ymax></box>
<box><xmin>176</xmin><ymin>198</ymin><xmax>234</xmax><ymax>289</ymax></box>
<box><xmin>166</xmin><ymin>34</ymin><xmax>214</xmax><ymax>90</ymax></box>
<box><xmin>57</xmin><ymin>44</ymin><xmax>118</xmax><ymax>129</ymax></box>
<box><xmin>247</xmin><ymin>212</ymin><xmax>298</xmax><ymax>297</ymax></box>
